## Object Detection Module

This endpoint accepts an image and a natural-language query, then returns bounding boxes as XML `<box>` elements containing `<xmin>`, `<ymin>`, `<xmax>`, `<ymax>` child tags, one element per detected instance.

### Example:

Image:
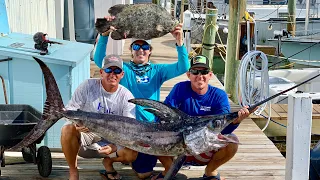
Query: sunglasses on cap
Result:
<box><xmin>189</xmin><ymin>69</ymin><xmax>210</xmax><ymax>75</ymax></box>
<box><xmin>104</xmin><ymin>67</ymin><xmax>123</xmax><ymax>74</ymax></box>
<box><xmin>132</xmin><ymin>44</ymin><xmax>151</xmax><ymax>51</ymax></box>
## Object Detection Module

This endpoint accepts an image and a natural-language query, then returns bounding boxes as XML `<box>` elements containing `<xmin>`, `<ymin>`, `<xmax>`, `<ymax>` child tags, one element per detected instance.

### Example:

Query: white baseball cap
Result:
<box><xmin>131</xmin><ymin>38</ymin><xmax>152</xmax><ymax>45</ymax></box>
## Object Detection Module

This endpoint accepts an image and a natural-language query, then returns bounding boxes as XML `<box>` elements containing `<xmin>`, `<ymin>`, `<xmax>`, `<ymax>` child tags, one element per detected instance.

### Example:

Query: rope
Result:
<box><xmin>236</xmin><ymin>17</ymin><xmax>272</xmax><ymax>132</ymax></box>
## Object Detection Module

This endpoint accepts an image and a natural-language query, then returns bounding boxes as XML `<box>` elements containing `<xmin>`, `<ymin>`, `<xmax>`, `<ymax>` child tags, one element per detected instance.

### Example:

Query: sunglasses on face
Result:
<box><xmin>132</xmin><ymin>44</ymin><xmax>151</xmax><ymax>51</ymax></box>
<box><xmin>189</xmin><ymin>69</ymin><xmax>210</xmax><ymax>75</ymax></box>
<box><xmin>104</xmin><ymin>67</ymin><xmax>122</xmax><ymax>74</ymax></box>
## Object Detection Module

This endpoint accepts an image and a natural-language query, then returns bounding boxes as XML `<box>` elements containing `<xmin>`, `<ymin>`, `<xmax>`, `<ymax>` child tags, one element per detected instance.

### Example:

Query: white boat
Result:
<box><xmin>254</xmin><ymin>76</ymin><xmax>297</xmax><ymax>104</ymax></box>
<box><xmin>268</xmin><ymin>68</ymin><xmax>320</xmax><ymax>93</ymax></box>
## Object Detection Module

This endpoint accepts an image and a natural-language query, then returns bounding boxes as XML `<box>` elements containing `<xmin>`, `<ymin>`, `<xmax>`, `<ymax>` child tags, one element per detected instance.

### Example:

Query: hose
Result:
<box><xmin>236</xmin><ymin>17</ymin><xmax>271</xmax><ymax>132</ymax></box>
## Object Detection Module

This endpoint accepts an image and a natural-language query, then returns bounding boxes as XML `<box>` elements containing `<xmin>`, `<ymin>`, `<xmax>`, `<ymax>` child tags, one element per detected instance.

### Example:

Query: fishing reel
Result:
<box><xmin>33</xmin><ymin>32</ymin><xmax>62</xmax><ymax>55</ymax></box>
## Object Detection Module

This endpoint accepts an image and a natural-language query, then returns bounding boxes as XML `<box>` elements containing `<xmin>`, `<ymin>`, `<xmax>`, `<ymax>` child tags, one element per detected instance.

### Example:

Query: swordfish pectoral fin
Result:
<box><xmin>163</xmin><ymin>154</ymin><xmax>187</xmax><ymax>180</ymax></box>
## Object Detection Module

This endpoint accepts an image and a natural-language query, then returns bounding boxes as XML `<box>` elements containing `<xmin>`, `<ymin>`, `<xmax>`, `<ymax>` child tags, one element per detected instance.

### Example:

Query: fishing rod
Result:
<box><xmin>248</xmin><ymin>73</ymin><xmax>320</xmax><ymax>111</ymax></box>
<box><xmin>195</xmin><ymin>73</ymin><xmax>320</xmax><ymax>124</ymax></box>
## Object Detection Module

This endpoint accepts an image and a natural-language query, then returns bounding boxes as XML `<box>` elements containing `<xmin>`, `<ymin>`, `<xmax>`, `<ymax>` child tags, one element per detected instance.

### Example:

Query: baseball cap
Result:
<box><xmin>102</xmin><ymin>54</ymin><xmax>123</xmax><ymax>69</ymax></box>
<box><xmin>190</xmin><ymin>55</ymin><xmax>210</xmax><ymax>69</ymax></box>
<box><xmin>131</xmin><ymin>38</ymin><xmax>151</xmax><ymax>45</ymax></box>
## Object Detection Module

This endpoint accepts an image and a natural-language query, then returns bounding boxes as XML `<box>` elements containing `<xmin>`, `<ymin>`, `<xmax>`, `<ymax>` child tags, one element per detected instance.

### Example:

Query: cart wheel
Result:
<box><xmin>36</xmin><ymin>146</ymin><xmax>52</xmax><ymax>177</ymax></box>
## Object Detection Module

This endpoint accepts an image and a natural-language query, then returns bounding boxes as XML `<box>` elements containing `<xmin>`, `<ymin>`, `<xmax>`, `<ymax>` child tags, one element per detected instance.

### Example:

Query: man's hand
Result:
<box><xmin>170</xmin><ymin>23</ymin><xmax>183</xmax><ymax>46</ymax></box>
<box><xmin>75</xmin><ymin>125</ymin><xmax>90</xmax><ymax>133</ymax></box>
<box><xmin>232</xmin><ymin>106</ymin><xmax>252</xmax><ymax>124</ymax></box>
<box><xmin>98</xmin><ymin>144</ymin><xmax>117</xmax><ymax>155</ymax></box>
<box><xmin>100</xmin><ymin>16</ymin><xmax>116</xmax><ymax>36</ymax></box>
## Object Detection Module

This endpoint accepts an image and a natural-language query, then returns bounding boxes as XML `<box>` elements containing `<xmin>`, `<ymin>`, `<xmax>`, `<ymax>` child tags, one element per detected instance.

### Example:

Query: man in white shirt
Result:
<box><xmin>61</xmin><ymin>54</ymin><xmax>136</xmax><ymax>180</ymax></box>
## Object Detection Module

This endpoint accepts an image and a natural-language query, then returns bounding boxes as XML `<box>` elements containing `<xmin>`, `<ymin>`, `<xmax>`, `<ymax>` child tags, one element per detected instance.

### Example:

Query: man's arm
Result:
<box><xmin>93</xmin><ymin>16</ymin><xmax>115</xmax><ymax>68</ymax></box>
<box><xmin>93</xmin><ymin>35</ymin><xmax>109</xmax><ymax>68</ymax></box>
<box><xmin>158</xmin><ymin>24</ymin><xmax>190</xmax><ymax>82</ymax></box>
<box><xmin>211</xmin><ymin>91</ymin><xmax>241</xmax><ymax>135</ymax></box>
<box><xmin>158</xmin><ymin>45</ymin><xmax>189</xmax><ymax>82</ymax></box>
<box><xmin>65</xmin><ymin>79</ymin><xmax>89</xmax><ymax>111</ymax></box>
<box><xmin>64</xmin><ymin>80</ymin><xmax>89</xmax><ymax>130</ymax></box>
<box><xmin>164</xmin><ymin>83</ymin><xmax>180</xmax><ymax>108</ymax></box>
<box><xmin>122</xmin><ymin>91</ymin><xmax>136</xmax><ymax>119</ymax></box>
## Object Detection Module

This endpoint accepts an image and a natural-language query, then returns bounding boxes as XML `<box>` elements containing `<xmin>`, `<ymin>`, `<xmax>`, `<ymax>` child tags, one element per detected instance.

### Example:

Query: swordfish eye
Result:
<box><xmin>208</xmin><ymin>120</ymin><xmax>222</xmax><ymax>130</ymax></box>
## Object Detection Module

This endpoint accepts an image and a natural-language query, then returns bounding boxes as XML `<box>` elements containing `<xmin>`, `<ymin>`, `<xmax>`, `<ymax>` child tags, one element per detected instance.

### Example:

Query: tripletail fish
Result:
<box><xmin>10</xmin><ymin>57</ymin><xmax>320</xmax><ymax>180</ymax></box>
<box><xmin>95</xmin><ymin>4</ymin><xmax>179</xmax><ymax>40</ymax></box>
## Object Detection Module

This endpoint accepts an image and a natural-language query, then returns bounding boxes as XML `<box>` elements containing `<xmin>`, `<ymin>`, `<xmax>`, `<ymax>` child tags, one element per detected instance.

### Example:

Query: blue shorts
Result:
<box><xmin>131</xmin><ymin>152</ymin><xmax>157</xmax><ymax>173</ymax></box>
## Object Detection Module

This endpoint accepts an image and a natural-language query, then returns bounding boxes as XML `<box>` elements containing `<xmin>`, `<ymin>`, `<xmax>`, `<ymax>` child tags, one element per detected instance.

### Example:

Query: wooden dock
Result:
<box><xmin>1</xmin><ymin>35</ymin><xmax>286</xmax><ymax>179</ymax></box>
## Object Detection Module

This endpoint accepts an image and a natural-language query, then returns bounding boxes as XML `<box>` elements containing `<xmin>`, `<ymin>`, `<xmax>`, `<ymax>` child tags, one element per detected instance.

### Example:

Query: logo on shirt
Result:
<box><xmin>97</xmin><ymin>102</ymin><xmax>115</xmax><ymax>114</ymax></box>
<box><xmin>136</xmin><ymin>75</ymin><xmax>150</xmax><ymax>84</ymax></box>
<box><xmin>200</xmin><ymin>106</ymin><xmax>211</xmax><ymax>111</ymax></box>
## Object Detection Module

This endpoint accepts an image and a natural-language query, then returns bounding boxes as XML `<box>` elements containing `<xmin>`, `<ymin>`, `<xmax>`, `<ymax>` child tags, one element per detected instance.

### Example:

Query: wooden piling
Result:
<box><xmin>202</xmin><ymin>8</ymin><xmax>218</xmax><ymax>71</ymax></box>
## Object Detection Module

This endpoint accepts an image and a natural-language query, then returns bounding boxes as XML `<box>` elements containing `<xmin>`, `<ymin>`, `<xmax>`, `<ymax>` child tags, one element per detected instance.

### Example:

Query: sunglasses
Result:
<box><xmin>189</xmin><ymin>69</ymin><xmax>210</xmax><ymax>75</ymax></box>
<box><xmin>132</xmin><ymin>44</ymin><xmax>151</xmax><ymax>51</ymax></box>
<box><xmin>104</xmin><ymin>67</ymin><xmax>122</xmax><ymax>74</ymax></box>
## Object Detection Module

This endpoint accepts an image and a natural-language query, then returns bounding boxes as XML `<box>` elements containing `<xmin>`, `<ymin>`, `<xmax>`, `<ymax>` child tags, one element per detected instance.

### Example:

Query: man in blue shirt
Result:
<box><xmin>94</xmin><ymin>16</ymin><xmax>189</xmax><ymax>179</ymax></box>
<box><xmin>152</xmin><ymin>55</ymin><xmax>253</xmax><ymax>180</ymax></box>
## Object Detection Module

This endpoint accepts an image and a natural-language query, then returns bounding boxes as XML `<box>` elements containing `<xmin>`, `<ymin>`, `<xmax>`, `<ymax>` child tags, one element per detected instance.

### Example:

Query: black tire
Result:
<box><xmin>22</xmin><ymin>147</ymin><xmax>34</xmax><ymax>163</ymax></box>
<box><xmin>37</xmin><ymin>146</ymin><xmax>52</xmax><ymax>177</ymax></box>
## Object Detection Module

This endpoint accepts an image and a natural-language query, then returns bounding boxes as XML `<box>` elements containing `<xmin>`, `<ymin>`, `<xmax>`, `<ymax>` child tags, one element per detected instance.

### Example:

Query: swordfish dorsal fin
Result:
<box><xmin>128</xmin><ymin>98</ymin><xmax>188</xmax><ymax>129</ymax></box>
<box><xmin>9</xmin><ymin>57</ymin><xmax>64</xmax><ymax>150</ymax></box>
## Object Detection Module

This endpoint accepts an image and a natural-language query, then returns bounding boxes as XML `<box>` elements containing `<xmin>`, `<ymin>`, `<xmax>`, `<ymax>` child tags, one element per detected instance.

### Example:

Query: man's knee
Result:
<box><xmin>225</xmin><ymin>142</ymin><xmax>238</xmax><ymax>155</ymax></box>
<box><xmin>61</xmin><ymin>124</ymin><xmax>80</xmax><ymax>149</ymax></box>
<box><xmin>61</xmin><ymin>124</ymin><xmax>79</xmax><ymax>139</ymax></box>
<box><xmin>223</xmin><ymin>134</ymin><xmax>239</xmax><ymax>155</ymax></box>
<box><xmin>212</xmin><ymin>142</ymin><xmax>238</xmax><ymax>161</ymax></box>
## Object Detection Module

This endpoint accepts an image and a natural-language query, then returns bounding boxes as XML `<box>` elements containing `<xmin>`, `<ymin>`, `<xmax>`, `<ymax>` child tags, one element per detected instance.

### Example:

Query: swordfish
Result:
<box><xmin>10</xmin><ymin>57</ymin><xmax>239</xmax><ymax>156</ymax></box>
<box><xmin>10</xmin><ymin>57</ymin><xmax>320</xmax><ymax>179</ymax></box>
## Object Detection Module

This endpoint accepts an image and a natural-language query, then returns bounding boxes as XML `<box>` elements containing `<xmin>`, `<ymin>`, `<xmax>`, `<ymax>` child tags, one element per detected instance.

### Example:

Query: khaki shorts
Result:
<box><xmin>78</xmin><ymin>132</ymin><xmax>123</xmax><ymax>159</ymax></box>
<box><xmin>63</xmin><ymin>123</ymin><xmax>121</xmax><ymax>158</ymax></box>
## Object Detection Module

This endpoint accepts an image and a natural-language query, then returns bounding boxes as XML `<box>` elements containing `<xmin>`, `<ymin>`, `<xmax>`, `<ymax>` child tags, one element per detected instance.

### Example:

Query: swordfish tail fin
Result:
<box><xmin>9</xmin><ymin>57</ymin><xmax>64</xmax><ymax>150</ymax></box>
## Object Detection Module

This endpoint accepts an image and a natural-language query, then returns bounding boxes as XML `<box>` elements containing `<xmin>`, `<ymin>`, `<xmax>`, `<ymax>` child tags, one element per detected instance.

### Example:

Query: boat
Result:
<box><xmin>268</xmin><ymin>33</ymin><xmax>320</xmax><ymax>67</ymax></box>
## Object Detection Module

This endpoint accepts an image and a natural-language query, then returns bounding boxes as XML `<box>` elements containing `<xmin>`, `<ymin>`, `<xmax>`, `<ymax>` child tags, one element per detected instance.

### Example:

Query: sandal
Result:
<box><xmin>100</xmin><ymin>170</ymin><xmax>122</xmax><ymax>180</ymax></box>
<box><xmin>203</xmin><ymin>173</ymin><xmax>221</xmax><ymax>180</ymax></box>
